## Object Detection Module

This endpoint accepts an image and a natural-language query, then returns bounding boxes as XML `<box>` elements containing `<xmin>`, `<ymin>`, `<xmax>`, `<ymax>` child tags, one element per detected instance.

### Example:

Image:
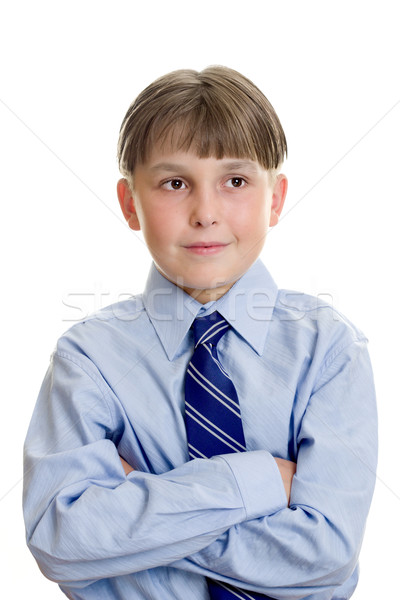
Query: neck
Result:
<box><xmin>182</xmin><ymin>282</ymin><xmax>234</xmax><ymax>304</ymax></box>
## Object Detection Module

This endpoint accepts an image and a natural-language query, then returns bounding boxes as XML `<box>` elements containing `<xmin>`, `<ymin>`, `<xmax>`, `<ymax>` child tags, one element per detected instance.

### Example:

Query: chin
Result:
<box><xmin>183</xmin><ymin>276</ymin><xmax>228</xmax><ymax>290</ymax></box>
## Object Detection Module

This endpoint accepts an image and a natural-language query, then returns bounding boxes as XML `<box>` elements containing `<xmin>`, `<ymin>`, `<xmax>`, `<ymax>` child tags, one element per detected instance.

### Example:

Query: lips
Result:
<box><xmin>184</xmin><ymin>241</ymin><xmax>228</xmax><ymax>255</ymax></box>
<box><xmin>185</xmin><ymin>241</ymin><xmax>226</xmax><ymax>248</ymax></box>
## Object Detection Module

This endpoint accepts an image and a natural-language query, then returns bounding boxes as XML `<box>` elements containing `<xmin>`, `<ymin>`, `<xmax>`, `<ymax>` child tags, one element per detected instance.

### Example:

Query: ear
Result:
<box><xmin>269</xmin><ymin>174</ymin><xmax>288</xmax><ymax>227</ymax></box>
<box><xmin>117</xmin><ymin>178</ymin><xmax>141</xmax><ymax>231</ymax></box>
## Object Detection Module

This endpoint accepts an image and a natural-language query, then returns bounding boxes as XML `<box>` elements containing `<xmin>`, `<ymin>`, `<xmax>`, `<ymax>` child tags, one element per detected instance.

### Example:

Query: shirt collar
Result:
<box><xmin>142</xmin><ymin>260</ymin><xmax>278</xmax><ymax>360</ymax></box>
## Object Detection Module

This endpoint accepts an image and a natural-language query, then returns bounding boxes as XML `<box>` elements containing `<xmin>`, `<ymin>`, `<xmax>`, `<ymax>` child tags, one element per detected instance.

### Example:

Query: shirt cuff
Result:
<box><xmin>215</xmin><ymin>450</ymin><xmax>288</xmax><ymax>521</ymax></box>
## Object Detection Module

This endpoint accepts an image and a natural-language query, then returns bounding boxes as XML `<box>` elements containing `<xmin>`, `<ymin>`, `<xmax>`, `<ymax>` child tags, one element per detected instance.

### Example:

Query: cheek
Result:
<box><xmin>140</xmin><ymin>208</ymin><xmax>166</xmax><ymax>235</ymax></box>
<box><xmin>233</xmin><ymin>203</ymin><xmax>268</xmax><ymax>236</ymax></box>
<box><xmin>141</xmin><ymin>210</ymin><xmax>182</xmax><ymax>249</ymax></box>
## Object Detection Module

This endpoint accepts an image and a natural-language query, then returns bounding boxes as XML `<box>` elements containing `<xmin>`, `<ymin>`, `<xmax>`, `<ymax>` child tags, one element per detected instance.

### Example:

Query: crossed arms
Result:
<box><xmin>23</xmin><ymin>340</ymin><xmax>377</xmax><ymax>597</ymax></box>
<box><xmin>119</xmin><ymin>455</ymin><xmax>297</xmax><ymax>506</ymax></box>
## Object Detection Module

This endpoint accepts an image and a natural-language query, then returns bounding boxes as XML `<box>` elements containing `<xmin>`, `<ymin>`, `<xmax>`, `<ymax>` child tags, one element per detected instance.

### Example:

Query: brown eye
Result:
<box><xmin>163</xmin><ymin>179</ymin><xmax>187</xmax><ymax>191</ymax></box>
<box><xmin>171</xmin><ymin>179</ymin><xmax>183</xmax><ymax>189</ymax></box>
<box><xmin>228</xmin><ymin>177</ymin><xmax>245</xmax><ymax>188</ymax></box>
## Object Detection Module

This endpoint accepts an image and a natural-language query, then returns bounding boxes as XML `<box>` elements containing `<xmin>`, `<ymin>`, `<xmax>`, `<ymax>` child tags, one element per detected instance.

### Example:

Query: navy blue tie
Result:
<box><xmin>185</xmin><ymin>312</ymin><xmax>275</xmax><ymax>600</ymax></box>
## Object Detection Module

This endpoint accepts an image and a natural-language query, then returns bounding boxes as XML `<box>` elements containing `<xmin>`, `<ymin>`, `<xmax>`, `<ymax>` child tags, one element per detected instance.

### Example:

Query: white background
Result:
<box><xmin>1</xmin><ymin>0</ymin><xmax>399</xmax><ymax>597</ymax></box>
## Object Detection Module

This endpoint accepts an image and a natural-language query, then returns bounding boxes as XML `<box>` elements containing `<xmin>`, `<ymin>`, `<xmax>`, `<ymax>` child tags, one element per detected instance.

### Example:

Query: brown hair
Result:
<box><xmin>117</xmin><ymin>65</ymin><xmax>287</xmax><ymax>183</ymax></box>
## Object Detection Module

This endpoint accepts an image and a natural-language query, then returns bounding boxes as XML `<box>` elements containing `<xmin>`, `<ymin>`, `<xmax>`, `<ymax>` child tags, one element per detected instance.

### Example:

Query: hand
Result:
<box><xmin>120</xmin><ymin>456</ymin><xmax>134</xmax><ymax>475</ymax></box>
<box><xmin>274</xmin><ymin>457</ymin><xmax>297</xmax><ymax>505</ymax></box>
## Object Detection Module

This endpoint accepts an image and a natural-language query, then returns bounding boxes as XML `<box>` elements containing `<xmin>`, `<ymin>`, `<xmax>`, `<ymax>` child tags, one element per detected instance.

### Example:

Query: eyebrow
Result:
<box><xmin>222</xmin><ymin>160</ymin><xmax>259</xmax><ymax>174</ymax></box>
<box><xmin>149</xmin><ymin>162</ymin><xmax>187</xmax><ymax>173</ymax></box>
<box><xmin>149</xmin><ymin>159</ymin><xmax>259</xmax><ymax>174</ymax></box>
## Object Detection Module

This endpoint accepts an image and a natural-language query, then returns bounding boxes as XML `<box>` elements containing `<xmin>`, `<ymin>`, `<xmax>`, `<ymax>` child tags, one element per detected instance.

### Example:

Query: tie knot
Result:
<box><xmin>192</xmin><ymin>312</ymin><xmax>230</xmax><ymax>348</ymax></box>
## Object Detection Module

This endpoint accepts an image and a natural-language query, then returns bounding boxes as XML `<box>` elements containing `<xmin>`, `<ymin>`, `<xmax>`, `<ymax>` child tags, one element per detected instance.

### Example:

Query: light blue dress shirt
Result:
<box><xmin>23</xmin><ymin>260</ymin><xmax>377</xmax><ymax>600</ymax></box>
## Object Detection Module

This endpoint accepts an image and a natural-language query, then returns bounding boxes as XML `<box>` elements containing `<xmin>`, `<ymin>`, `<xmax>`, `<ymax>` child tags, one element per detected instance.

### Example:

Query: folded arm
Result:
<box><xmin>120</xmin><ymin>455</ymin><xmax>296</xmax><ymax>506</ymax></box>
<box><xmin>23</xmin><ymin>351</ymin><xmax>288</xmax><ymax>587</ymax></box>
<box><xmin>170</xmin><ymin>341</ymin><xmax>378</xmax><ymax>598</ymax></box>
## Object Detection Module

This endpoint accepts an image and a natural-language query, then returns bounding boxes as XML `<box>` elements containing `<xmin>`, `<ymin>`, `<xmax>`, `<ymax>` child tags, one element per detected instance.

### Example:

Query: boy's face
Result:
<box><xmin>117</xmin><ymin>144</ymin><xmax>287</xmax><ymax>304</ymax></box>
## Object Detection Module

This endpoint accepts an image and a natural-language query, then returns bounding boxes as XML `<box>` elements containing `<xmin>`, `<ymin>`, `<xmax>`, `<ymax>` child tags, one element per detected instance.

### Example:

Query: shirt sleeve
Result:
<box><xmin>171</xmin><ymin>340</ymin><xmax>378</xmax><ymax>598</ymax></box>
<box><xmin>23</xmin><ymin>349</ymin><xmax>287</xmax><ymax>587</ymax></box>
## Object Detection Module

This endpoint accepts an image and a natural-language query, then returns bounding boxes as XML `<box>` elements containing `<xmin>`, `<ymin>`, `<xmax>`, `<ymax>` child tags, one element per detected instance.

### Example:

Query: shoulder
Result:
<box><xmin>55</xmin><ymin>294</ymin><xmax>148</xmax><ymax>358</ymax></box>
<box><xmin>272</xmin><ymin>288</ymin><xmax>367</xmax><ymax>355</ymax></box>
<box><xmin>265</xmin><ymin>289</ymin><xmax>372</xmax><ymax>398</ymax></box>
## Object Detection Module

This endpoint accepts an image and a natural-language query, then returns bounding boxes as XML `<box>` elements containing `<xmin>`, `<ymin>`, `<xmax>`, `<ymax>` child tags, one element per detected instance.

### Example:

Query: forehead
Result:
<box><xmin>142</xmin><ymin>143</ymin><xmax>263</xmax><ymax>174</ymax></box>
<box><xmin>147</xmin><ymin>153</ymin><xmax>263</xmax><ymax>177</ymax></box>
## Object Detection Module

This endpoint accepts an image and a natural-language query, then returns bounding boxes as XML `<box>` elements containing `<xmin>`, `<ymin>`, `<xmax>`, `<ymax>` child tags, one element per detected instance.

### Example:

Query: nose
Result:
<box><xmin>189</xmin><ymin>186</ymin><xmax>219</xmax><ymax>228</ymax></box>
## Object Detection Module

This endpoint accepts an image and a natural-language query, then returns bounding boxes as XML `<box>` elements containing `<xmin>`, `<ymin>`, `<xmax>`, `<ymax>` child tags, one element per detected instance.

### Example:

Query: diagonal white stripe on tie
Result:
<box><xmin>217</xmin><ymin>582</ymin><xmax>257</xmax><ymax>600</ymax></box>
<box><xmin>188</xmin><ymin>361</ymin><xmax>240</xmax><ymax>408</ymax></box>
<box><xmin>185</xmin><ymin>409</ymin><xmax>243</xmax><ymax>453</ymax></box>
<box><xmin>187</xmin><ymin>369</ymin><xmax>242</xmax><ymax>418</ymax></box>
<box><xmin>186</xmin><ymin>402</ymin><xmax>246</xmax><ymax>451</ymax></box>
<box><xmin>196</xmin><ymin>320</ymin><xmax>229</xmax><ymax>346</ymax></box>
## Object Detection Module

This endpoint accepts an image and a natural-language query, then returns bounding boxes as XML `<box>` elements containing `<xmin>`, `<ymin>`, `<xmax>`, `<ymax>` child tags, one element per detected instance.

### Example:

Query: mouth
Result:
<box><xmin>183</xmin><ymin>241</ymin><xmax>228</xmax><ymax>255</ymax></box>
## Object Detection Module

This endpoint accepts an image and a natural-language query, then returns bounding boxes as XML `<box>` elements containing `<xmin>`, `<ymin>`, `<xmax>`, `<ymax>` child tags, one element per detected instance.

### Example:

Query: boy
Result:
<box><xmin>23</xmin><ymin>66</ymin><xmax>377</xmax><ymax>600</ymax></box>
